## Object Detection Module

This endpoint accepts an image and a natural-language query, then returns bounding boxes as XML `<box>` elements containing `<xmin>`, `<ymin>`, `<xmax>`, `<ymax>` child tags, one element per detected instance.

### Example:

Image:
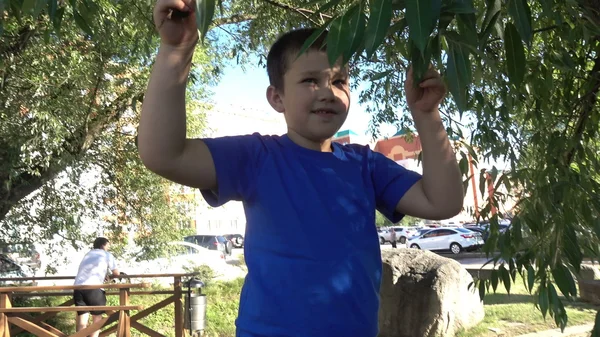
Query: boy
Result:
<box><xmin>139</xmin><ymin>0</ymin><xmax>464</xmax><ymax>336</ymax></box>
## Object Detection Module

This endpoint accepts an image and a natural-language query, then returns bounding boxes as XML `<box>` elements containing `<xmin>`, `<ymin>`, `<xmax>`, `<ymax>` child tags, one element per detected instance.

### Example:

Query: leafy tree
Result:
<box><xmin>0</xmin><ymin>0</ymin><xmax>231</xmax><ymax>260</ymax></box>
<box><xmin>4</xmin><ymin>0</ymin><xmax>600</xmax><ymax>331</ymax></box>
<box><xmin>375</xmin><ymin>210</ymin><xmax>393</xmax><ymax>228</ymax></box>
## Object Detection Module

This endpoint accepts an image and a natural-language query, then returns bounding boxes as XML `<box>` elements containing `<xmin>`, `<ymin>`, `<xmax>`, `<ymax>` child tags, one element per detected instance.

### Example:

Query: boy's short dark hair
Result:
<box><xmin>93</xmin><ymin>237</ymin><xmax>109</xmax><ymax>249</ymax></box>
<box><xmin>267</xmin><ymin>28</ymin><xmax>328</xmax><ymax>91</ymax></box>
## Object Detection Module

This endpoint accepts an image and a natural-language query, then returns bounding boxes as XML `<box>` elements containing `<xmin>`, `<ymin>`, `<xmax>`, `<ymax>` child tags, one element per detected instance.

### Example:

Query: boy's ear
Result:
<box><xmin>266</xmin><ymin>85</ymin><xmax>285</xmax><ymax>113</ymax></box>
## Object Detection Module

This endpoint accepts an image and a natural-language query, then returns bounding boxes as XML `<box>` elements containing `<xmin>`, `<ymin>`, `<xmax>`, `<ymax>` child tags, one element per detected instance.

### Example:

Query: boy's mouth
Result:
<box><xmin>312</xmin><ymin>108</ymin><xmax>337</xmax><ymax>115</ymax></box>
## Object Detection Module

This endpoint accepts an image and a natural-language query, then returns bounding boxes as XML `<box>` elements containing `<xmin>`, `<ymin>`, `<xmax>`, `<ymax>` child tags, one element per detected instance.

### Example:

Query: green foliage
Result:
<box><xmin>3</xmin><ymin>0</ymin><xmax>600</xmax><ymax>332</ymax></box>
<box><xmin>183</xmin><ymin>264</ymin><xmax>216</xmax><ymax>285</ymax></box>
<box><xmin>375</xmin><ymin>210</ymin><xmax>393</xmax><ymax>228</ymax></box>
<box><xmin>0</xmin><ymin>0</ymin><xmax>220</xmax><ymax>260</ymax></box>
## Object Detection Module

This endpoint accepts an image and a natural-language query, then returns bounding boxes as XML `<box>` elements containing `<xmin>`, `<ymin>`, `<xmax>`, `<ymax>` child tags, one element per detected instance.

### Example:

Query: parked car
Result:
<box><xmin>407</xmin><ymin>228</ymin><xmax>484</xmax><ymax>254</ymax></box>
<box><xmin>184</xmin><ymin>235</ymin><xmax>233</xmax><ymax>257</ymax></box>
<box><xmin>0</xmin><ymin>254</ymin><xmax>36</xmax><ymax>285</ymax></box>
<box><xmin>122</xmin><ymin>241</ymin><xmax>239</xmax><ymax>285</ymax></box>
<box><xmin>0</xmin><ymin>243</ymin><xmax>41</xmax><ymax>271</ymax></box>
<box><xmin>380</xmin><ymin>226</ymin><xmax>420</xmax><ymax>244</ymax></box>
<box><xmin>223</xmin><ymin>234</ymin><xmax>244</xmax><ymax>248</ymax></box>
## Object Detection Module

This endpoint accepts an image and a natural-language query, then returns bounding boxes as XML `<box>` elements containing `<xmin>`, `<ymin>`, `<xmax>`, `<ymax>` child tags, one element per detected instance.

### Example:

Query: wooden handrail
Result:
<box><xmin>0</xmin><ymin>283</ymin><xmax>150</xmax><ymax>293</ymax></box>
<box><xmin>0</xmin><ymin>305</ymin><xmax>142</xmax><ymax>313</ymax></box>
<box><xmin>0</xmin><ymin>272</ymin><xmax>198</xmax><ymax>282</ymax></box>
<box><xmin>12</xmin><ymin>290</ymin><xmax>176</xmax><ymax>297</ymax></box>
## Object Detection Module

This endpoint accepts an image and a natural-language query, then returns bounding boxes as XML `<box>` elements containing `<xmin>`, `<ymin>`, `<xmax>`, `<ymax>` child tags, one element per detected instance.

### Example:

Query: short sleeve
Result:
<box><xmin>107</xmin><ymin>252</ymin><xmax>117</xmax><ymax>271</ymax></box>
<box><xmin>200</xmin><ymin>133</ymin><xmax>266</xmax><ymax>206</ymax></box>
<box><xmin>370</xmin><ymin>151</ymin><xmax>422</xmax><ymax>223</ymax></box>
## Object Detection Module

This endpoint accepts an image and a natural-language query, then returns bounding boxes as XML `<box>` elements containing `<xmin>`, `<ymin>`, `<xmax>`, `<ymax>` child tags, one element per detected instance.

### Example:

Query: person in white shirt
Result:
<box><xmin>73</xmin><ymin>237</ymin><xmax>119</xmax><ymax>337</ymax></box>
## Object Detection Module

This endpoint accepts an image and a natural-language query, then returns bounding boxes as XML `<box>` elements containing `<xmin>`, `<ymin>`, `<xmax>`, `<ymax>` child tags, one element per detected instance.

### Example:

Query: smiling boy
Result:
<box><xmin>138</xmin><ymin>0</ymin><xmax>464</xmax><ymax>336</ymax></box>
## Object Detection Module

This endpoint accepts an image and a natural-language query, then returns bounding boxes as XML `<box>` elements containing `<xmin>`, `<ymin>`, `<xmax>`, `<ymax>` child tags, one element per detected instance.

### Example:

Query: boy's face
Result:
<box><xmin>267</xmin><ymin>50</ymin><xmax>350</xmax><ymax>148</ymax></box>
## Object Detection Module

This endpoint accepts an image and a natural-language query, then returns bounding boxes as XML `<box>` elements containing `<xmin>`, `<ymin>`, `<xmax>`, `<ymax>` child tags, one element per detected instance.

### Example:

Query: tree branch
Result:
<box><xmin>259</xmin><ymin>0</ymin><xmax>331</xmax><ymax>24</ymax></box>
<box><xmin>563</xmin><ymin>54</ymin><xmax>600</xmax><ymax>164</ymax></box>
<box><xmin>487</xmin><ymin>25</ymin><xmax>561</xmax><ymax>44</ymax></box>
<box><xmin>213</xmin><ymin>14</ymin><xmax>257</xmax><ymax>27</ymax></box>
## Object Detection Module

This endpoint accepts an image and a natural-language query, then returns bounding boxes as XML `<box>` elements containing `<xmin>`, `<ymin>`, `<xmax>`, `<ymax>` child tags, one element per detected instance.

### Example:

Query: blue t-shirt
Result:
<box><xmin>201</xmin><ymin>133</ymin><xmax>421</xmax><ymax>337</ymax></box>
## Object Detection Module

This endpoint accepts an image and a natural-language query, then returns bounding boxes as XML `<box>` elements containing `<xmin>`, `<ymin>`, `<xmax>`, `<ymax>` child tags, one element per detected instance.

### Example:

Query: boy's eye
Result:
<box><xmin>302</xmin><ymin>78</ymin><xmax>318</xmax><ymax>84</ymax></box>
<box><xmin>334</xmin><ymin>79</ymin><xmax>348</xmax><ymax>85</ymax></box>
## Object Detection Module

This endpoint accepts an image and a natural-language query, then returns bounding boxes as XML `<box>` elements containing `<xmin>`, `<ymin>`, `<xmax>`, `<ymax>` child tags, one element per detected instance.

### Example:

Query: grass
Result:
<box><xmin>457</xmin><ymin>274</ymin><xmax>599</xmax><ymax>337</ymax></box>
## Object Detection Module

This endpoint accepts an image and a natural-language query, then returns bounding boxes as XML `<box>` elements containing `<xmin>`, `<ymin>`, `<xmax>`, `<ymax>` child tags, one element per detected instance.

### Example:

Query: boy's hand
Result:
<box><xmin>405</xmin><ymin>66</ymin><xmax>446</xmax><ymax>116</ymax></box>
<box><xmin>154</xmin><ymin>0</ymin><xmax>198</xmax><ymax>48</ymax></box>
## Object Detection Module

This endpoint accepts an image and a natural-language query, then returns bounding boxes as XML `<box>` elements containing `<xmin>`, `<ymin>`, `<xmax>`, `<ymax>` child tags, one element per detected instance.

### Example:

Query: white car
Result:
<box><xmin>406</xmin><ymin>228</ymin><xmax>484</xmax><ymax>254</ymax></box>
<box><xmin>122</xmin><ymin>241</ymin><xmax>244</xmax><ymax>285</ymax></box>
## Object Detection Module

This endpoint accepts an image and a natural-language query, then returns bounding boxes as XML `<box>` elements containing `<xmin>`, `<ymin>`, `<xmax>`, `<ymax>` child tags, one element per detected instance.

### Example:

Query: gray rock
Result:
<box><xmin>578</xmin><ymin>264</ymin><xmax>600</xmax><ymax>281</ymax></box>
<box><xmin>378</xmin><ymin>249</ymin><xmax>485</xmax><ymax>337</ymax></box>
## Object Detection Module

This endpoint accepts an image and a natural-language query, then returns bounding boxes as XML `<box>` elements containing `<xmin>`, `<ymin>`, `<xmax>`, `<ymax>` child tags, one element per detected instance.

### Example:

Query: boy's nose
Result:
<box><xmin>317</xmin><ymin>84</ymin><xmax>336</xmax><ymax>102</ymax></box>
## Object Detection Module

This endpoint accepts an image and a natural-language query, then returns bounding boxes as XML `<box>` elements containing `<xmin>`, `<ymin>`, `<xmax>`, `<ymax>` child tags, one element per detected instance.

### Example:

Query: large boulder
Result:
<box><xmin>378</xmin><ymin>249</ymin><xmax>485</xmax><ymax>337</ymax></box>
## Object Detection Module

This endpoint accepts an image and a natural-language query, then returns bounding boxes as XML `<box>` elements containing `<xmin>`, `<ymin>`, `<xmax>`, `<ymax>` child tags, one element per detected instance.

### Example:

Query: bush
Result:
<box><xmin>183</xmin><ymin>264</ymin><xmax>216</xmax><ymax>285</ymax></box>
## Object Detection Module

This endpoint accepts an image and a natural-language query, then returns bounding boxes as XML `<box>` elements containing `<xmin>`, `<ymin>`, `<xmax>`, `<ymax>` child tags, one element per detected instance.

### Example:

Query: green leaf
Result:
<box><xmin>499</xmin><ymin>264</ymin><xmax>511</xmax><ymax>294</ymax></box>
<box><xmin>73</xmin><ymin>10</ymin><xmax>93</xmax><ymax>36</ymax></box>
<box><xmin>445</xmin><ymin>40</ymin><xmax>471</xmax><ymax>112</ymax></box>
<box><xmin>552</xmin><ymin>264</ymin><xmax>577</xmax><ymax>299</ymax></box>
<box><xmin>564</xmin><ymin>224</ymin><xmax>583</xmax><ymax>274</ymax></box>
<box><xmin>195</xmin><ymin>0</ymin><xmax>216</xmax><ymax>43</ymax></box>
<box><xmin>527</xmin><ymin>265</ymin><xmax>535</xmax><ymax>293</ymax></box>
<box><xmin>491</xmin><ymin>269</ymin><xmax>499</xmax><ymax>292</ymax></box>
<box><xmin>591</xmin><ymin>311</ymin><xmax>600</xmax><ymax>337</ymax></box>
<box><xmin>479</xmin><ymin>10</ymin><xmax>500</xmax><ymax>45</ymax></box>
<box><xmin>53</xmin><ymin>7</ymin><xmax>65</xmax><ymax>31</ymax></box>
<box><xmin>389</xmin><ymin>18</ymin><xmax>407</xmax><ymax>35</ymax></box>
<box><xmin>478</xmin><ymin>279</ymin><xmax>486</xmax><ymax>300</ymax></box>
<box><xmin>409</xmin><ymin>38</ymin><xmax>432</xmax><ymax>83</ymax></box>
<box><xmin>482</xmin><ymin>0</ymin><xmax>501</xmax><ymax>31</ymax></box>
<box><xmin>344</xmin><ymin>4</ymin><xmax>366</xmax><ymax>63</ymax></box>
<box><xmin>312</xmin><ymin>0</ymin><xmax>343</xmax><ymax>17</ymax></box>
<box><xmin>327</xmin><ymin>16</ymin><xmax>346</xmax><ymax>66</ymax></box>
<box><xmin>539</xmin><ymin>282</ymin><xmax>549</xmax><ymax>318</ymax></box>
<box><xmin>457</xmin><ymin>13</ymin><xmax>478</xmax><ymax>47</ymax></box>
<box><xmin>364</xmin><ymin>0</ymin><xmax>393</xmax><ymax>58</ymax></box>
<box><xmin>296</xmin><ymin>24</ymin><xmax>330</xmax><ymax>59</ymax></box>
<box><xmin>33</xmin><ymin>0</ymin><xmax>45</xmax><ymax>18</ymax></box>
<box><xmin>459</xmin><ymin>156</ymin><xmax>468</xmax><ymax>176</ymax></box>
<box><xmin>438</xmin><ymin>12</ymin><xmax>454</xmax><ymax>33</ymax></box>
<box><xmin>48</xmin><ymin>0</ymin><xmax>58</xmax><ymax>21</ymax></box>
<box><xmin>508</xmin><ymin>0</ymin><xmax>533</xmax><ymax>46</ymax></box>
<box><xmin>504</xmin><ymin>23</ymin><xmax>526</xmax><ymax>88</ymax></box>
<box><xmin>405</xmin><ymin>0</ymin><xmax>441</xmax><ymax>54</ymax></box>
<box><xmin>21</xmin><ymin>0</ymin><xmax>36</xmax><ymax>14</ymax></box>
<box><xmin>372</xmin><ymin>70</ymin><xmax>393</xmax><ymax>81</ymax></box>
<box><xmin>442</xmin><ymin>0</ymin><xmax>476</xmax><ymax>14</ymax></box>
<box><xmin>479</xmin><ymin>169</ymin><xmax>487</xmax><ymax>197</ymax></box>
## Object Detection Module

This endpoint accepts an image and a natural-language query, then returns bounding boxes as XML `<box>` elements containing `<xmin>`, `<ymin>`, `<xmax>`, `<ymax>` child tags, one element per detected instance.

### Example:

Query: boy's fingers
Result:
<box><xmin>157</xmin><ymin>0</ymin><xmax>192</xmax><ymax>13</ymax></box>
<box><xmin>419</xmin><ymin>78</ymin><xmax>445</xmax><ymax>89</ymax></box>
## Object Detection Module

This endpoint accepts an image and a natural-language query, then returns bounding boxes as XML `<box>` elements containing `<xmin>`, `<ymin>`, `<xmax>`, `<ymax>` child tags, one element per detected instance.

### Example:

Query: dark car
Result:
<box><xmin>223</xmin><ymin>234</ymin><xmax>244</xmax><ymax>248</ymax></box>
<box><xmin>0</xmin><ymin>243</ymin><xmax>41</xmax><ymax>271</ymax></box>
<box><xmin>184</xmin><ymin>235</ymin><xmax>233</xmax><ymax>257</ymax></box>
<box><xmin>0</xmin><ymin>254</ymin><xmax>36</xmax><ymax>285</ymax></box>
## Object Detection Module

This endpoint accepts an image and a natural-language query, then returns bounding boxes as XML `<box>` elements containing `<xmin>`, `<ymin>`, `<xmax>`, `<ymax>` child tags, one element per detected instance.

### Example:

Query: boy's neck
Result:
<box><xmin>286</xmin><ymin>130</ymin><xmax>334</xmax><ymax>152</ymax></box>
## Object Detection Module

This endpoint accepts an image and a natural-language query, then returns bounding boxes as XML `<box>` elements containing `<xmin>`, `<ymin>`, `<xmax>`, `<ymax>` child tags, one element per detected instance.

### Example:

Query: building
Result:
<box><xmin>333</xmin><ymin>129</ymin><xmax>517</xmax><ymax>223</ymax></box>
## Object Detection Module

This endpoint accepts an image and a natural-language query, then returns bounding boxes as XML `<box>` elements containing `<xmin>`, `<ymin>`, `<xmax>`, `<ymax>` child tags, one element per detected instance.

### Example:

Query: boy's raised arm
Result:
<box><xmin>395</xmin><ymin>67</ymin><xmax>464</xmax><ymax>220</ymax></box>
<box><xmin>138</xmin><ymin>0</ymin><xmax>217</xmax><ymax>190</ymax></box>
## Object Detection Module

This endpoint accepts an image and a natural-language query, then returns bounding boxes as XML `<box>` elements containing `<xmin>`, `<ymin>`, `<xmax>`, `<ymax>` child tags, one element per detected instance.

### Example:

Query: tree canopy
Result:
<box><xmin>2</xmin><ymin>0</ymin><xmax>600</xmax><ymax>331</ymax></box>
